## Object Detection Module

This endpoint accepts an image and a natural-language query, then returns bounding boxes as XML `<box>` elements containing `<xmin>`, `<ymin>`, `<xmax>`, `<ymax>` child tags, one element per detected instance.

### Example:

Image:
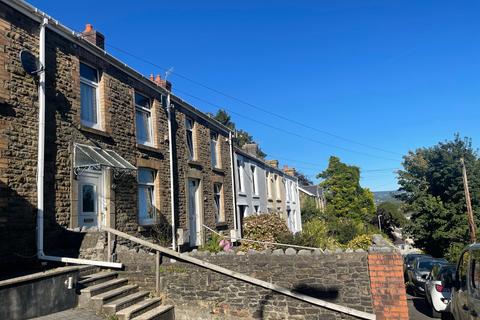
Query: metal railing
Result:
<box><xmin>104</xmin><ymin>226</ymin><xmax>375</xmax><ymax>320</ymax></box>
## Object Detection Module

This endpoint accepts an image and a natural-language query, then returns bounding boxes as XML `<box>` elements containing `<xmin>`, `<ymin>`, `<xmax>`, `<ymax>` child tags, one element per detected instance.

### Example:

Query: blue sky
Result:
<box><xmin>30</xmin><ymin>0</ymin><xmax>480</xmax><ymax>191</ymax></box>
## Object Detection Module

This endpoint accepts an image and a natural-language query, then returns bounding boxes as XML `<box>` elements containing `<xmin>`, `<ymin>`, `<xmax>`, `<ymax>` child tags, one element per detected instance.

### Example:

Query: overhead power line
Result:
<box><xmin>173</xmin><ymin>87</ymin><xmax>400</xmax><ymax>162</ymax></box>
<box><xmin>105</xmin><ymin>43</ymin><xmax>403</xmax><ymax>157</ymax></box>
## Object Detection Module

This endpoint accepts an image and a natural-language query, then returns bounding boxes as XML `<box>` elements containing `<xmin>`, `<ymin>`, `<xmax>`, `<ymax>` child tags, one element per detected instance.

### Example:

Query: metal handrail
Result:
<box><xmin>103</xmin><ymin>226</ymin><xmax>375</xmax><ymax>320</ymax></box>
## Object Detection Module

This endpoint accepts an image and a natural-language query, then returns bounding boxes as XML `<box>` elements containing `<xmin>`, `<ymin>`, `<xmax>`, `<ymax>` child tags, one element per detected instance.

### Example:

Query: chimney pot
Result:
<box><xmin>81</xmin><ymin>23</ymin><xmax>105</xmax><ymax>50</ymax></box>
<box><xmin>149</xmin><ymin>74</ymin><xmax>154</xmax><ymax>81</ymax></box>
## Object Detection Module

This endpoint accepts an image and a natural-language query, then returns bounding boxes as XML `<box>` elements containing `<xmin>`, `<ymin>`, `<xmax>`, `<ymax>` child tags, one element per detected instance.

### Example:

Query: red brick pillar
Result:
<box><xmin>368</xmin><ymin>252</ymin><xmax>409</xmax><ymax>320</ymax></box>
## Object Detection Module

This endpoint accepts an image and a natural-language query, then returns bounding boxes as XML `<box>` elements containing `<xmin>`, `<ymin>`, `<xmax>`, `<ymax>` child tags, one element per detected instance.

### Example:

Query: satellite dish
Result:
<box><xmin>19</xmin><ymin>50</ymin><xmax>43</xmax><ymax>76</ymax></box>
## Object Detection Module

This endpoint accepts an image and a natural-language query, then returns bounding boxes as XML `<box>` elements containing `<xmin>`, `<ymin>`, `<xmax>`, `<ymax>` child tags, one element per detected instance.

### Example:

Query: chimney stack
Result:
<box><xmin>266</xmin><ymin>160</ymin><xmax>279</xmax><ymax>169</ymax></box>
<box><xmin>151</xmin><ymin>73</ymin><xmax>172</xmax><ymax>91</ymax></box>
<box><xmin>283</xmin><ymin>165</ymin><xmax>296</xmax><ymax>177</ymax></box>
<box><xmin>81</xmin><ymin>24</ymin><xmax>105</xmax><ymax>50</ymax></box>
<box><xmin>242</xmin><ymin>143</ymin><xmax>259</xmax><ymax>157</ymax></box>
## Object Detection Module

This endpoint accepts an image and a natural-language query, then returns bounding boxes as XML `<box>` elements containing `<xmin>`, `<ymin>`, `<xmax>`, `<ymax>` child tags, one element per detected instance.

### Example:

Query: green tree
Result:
<box><xmin>376</xmin><ymin>201</ymin><xmax>407</xmax><ymax>238</ymax></box>
<box><xmin>317</xmin><ymin>156</ymin><xmax>376</xmax><ymax>223</ymax></box>
<box><xmin>212</xmin><ymin>109</ymin><xmax>266</xmax><ymax>158</ymax></box>
<box><xmin>300</xmin><ymin>196</ymin><xmax>323</xmax><ymax>223</ymax></box>
<box><xmin>398</xmin><ymin>135</ymin><xmax>480</xmax><ymax>257</ymax></box>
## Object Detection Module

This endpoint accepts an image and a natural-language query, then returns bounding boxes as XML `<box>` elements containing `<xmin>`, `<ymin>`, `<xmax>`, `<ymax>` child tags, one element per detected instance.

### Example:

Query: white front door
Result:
<box><xmin>78</xmin><ymin>170</ymin><xmax>104</xmax><ymax>228</ymax></box>
<box><xmin>188</xmin><ymin>178</ymin><xmax>201</xmax><ymax>247</ymax></box>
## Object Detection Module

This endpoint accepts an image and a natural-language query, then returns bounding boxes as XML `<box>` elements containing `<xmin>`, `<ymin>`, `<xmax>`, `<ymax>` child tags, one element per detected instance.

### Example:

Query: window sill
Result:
<box><xmin>252</xmin><ymin>195</ymin><xmax>260</xmax><ymax>199</ymax></box>
<box><xmin>238</xmin><ymin>192</ymin><xmax>247</xmax><ymax>197</ymax></box>
<box><xmin>188</xmin><ymin>160</ymin><xmax>203</xmax><ymax>168</ymax></box>
<box><xmin>215</xmin><ymin>221</ymin><xmax>228</xmax><ymax>230</ymax></box>
<box><xmin>212</xmin><ymin>167</ymin><xmax>225</xmax><ymax>175</ymax></box>
<box><xmin>137</xmin><ymin>143</ymin><xmax>162</xmax><ymax>154</ymax></box>
<box><xmin>78</xmin><ymin>124</ymin><xmax>111</xmax><ymax>138</ymax></box>
<box><xmin>276</xmin><ymin>199</ymin><xmax>282</xmax><ymax>203</ymax></box>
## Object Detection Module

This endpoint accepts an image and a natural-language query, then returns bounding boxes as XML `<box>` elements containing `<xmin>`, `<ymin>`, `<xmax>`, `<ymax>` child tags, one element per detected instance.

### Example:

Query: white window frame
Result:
<box><xmin>137</xmin><ymin>168</ymin><xmax>156</xmax><ymax>225</ymax></box>
<box><xmin>135</xmin><ymin>92</ymin><xmax>153</xmax><ymax>146</ymax></box>
<box><xmin>237</xmin><ymin>159</ymin><xmax>245</xmax><ymax>193</ymax></box>
<box><xmin>275</xmin><ymin>175</ymin><xmax>281</xmax><ymax>200</ymax></box>
<box><xmin>251</xmin><ymin>165</ymin><xmax>258</xmax><ymax>196</ymax></box>
<box><xmin>210</xmin><ymin>131</ymin><xmax>219</xmax><ymax>168</ymax></box>
<box><xmin>80</xmin><ymin>62</ymin><xmax>101</xmax><ymax>130</ymax></box>
<box><xmin>213</xmin><ymin>183</ymin><xmax>224</xmax><ymax>223</ymax></box>
<box><xmin>186</xmin><ymin>117</ymin><xmax>195</xmax><ymax>160</ymax></box>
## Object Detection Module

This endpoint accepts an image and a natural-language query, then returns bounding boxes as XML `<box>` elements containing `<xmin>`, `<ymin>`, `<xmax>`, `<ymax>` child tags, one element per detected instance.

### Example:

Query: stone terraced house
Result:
<box><xmin>0</xmin><ymin>0</ymin><xmax>303</xmax><ymax>269</ymax></box>
<box><xmin>234</xmin><ymin>144</ymin><xmax>302</xmax><ymax>234</ymax></box>
<box><xmin>0</xmin><ymin>0</ymin><xmax>236</xmax><ymax>266</ymax></box>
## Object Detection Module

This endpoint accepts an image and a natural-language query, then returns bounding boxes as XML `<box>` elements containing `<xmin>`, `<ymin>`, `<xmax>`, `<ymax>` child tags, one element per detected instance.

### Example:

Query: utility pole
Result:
<box><xmin>461</xmin><ymin>157</ymin><xmax>477</xmax><ymax>243</ymax></box>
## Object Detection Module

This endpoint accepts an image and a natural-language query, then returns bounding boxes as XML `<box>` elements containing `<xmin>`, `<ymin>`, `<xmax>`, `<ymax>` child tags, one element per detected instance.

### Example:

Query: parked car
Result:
<box><xmin>451</xmin><ymin>244</ymin><xmax>480</xmax><ymax>320</ymax></box>
<box><xmin>425</xmin><ymin>263</ymin><xmax>456</xmax><ymax>318</ymax></box>
<box><xmin>404</xmin><ymin>253</ymin><xmax>431</xmax><ymax>282</ymax></box>
<box><xmin>407</xmin><ymin>257</ymin><xmax>448</xmax><ymax>295</ymax></box>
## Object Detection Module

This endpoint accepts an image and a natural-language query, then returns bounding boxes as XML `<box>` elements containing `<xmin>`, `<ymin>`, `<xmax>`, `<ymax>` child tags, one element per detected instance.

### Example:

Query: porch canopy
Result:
<box><xmin>73</xmin><ymin>143</ymin><xmax>136</xmax><ymax>173</ymax></box>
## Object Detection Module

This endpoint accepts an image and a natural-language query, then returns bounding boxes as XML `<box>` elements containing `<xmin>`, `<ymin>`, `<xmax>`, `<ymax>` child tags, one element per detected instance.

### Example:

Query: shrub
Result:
<box><xmin>445</xmin><ymin>242</ymin><xmax>466</xmax><ymax>263</ymax></box>
<box><xmin>346</xmin><ymin>234</ymin><xmax>372</xmax><ymax>250</ymax></box>
<box><xmin>201</xmin><ymin>232</ymin><xmax>222</xmax><ymax>253</ymax></box>
<box><xmin>240</xmin><ymin>213</ymin><xmax>290</xmax><ymax>251</ymax></box>
<box><xmin>291</xmin><ymin>218</ymin><xmax>339</xmax><ymax>249</ymax></box>
<box><xmin>327</xmin><ymin>218</ymin><xmax>367</xmax><ymax>244</ymax></box>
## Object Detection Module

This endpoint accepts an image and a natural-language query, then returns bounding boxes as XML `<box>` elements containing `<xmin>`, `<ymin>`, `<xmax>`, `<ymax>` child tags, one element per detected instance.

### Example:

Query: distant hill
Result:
<box><xmin>373</xmin><ymin>191</ymin><xmax>403</xmax><ymax>205</ymax></box>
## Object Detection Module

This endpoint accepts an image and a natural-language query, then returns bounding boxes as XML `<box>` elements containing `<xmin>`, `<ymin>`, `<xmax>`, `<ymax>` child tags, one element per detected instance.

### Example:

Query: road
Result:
<box><xmin>407</xmin><ymin>294</ymin><xmax>453</xmax><ymax>320</ymax></box>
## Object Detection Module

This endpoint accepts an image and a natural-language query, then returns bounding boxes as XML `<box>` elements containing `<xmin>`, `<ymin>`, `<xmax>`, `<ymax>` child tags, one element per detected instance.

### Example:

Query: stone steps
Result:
<box><xmin>103</xmin><ymin>291</ymin><xmax>151</xmax><ymax>315</ymax></box>
<box><xmin>131</xmin><ymin>305</ymin><xmax>175</xmax><ymax>320</ymax></box>
<box><xmin>116</xmin><ymin>298</ymin><xmax>162</xmax><ymax>320</ymax></box>
<box><xmin>77</xmin><ymin>270</ymin><xmax>174</xmax><ymax>320</ymax></box>
<box><xmin>80</xmin><ymin>278</ymin><xmax>128</xmax><ymax>298</ymax></box>
<box><xmin>78</xmin><ymin>271</ymin><xmax>118</xmax><ymax>287</ymax></box>
<box><xmin>90</xmin><ymin>284</ymin><xmax>138</xmax><ymax>311</ymax></box>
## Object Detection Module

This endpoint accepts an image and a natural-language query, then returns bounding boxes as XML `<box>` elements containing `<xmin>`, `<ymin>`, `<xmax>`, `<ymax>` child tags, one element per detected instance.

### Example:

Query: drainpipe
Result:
<box><xmin>35</xmin><ymin>16</ymin><xmax>121</xmax><ymax>269</ymax></box>
<box><xmin>166</xmin><ymin>94</ymin><xmax>177</xmax><ymax>251</ymax></box>
<box><xmin>229</xmin><ymin>131</ymin><xmax>239</xmax><ymax>240</ymax></box>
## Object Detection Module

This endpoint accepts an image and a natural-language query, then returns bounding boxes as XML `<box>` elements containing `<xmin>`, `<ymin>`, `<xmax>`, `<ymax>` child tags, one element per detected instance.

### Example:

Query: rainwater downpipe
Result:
<box><xmin>229</xmin><ymin>131</ymin><xmax>239</xmax><ymax>239</ymax></box>
<box><xmin>36</xmin><ymin>17</ymin><xmax>121</xmax><ymax>268</ymax></box>
<box><xmin>166</xmin><ymin>94</ymin><xmax>177</xmax><ymax>251</ymax></box>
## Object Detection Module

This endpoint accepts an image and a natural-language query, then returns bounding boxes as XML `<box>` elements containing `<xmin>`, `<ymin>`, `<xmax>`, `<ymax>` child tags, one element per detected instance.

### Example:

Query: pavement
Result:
<box><xmin>407</xmin><ymin>293</ymin><xmax>453</xmax><ymax>320</ymax></box>
<box><xmin>31</xmin><ymin>309</ymin><xmax>104</xmax><ymax>320</ymax></box>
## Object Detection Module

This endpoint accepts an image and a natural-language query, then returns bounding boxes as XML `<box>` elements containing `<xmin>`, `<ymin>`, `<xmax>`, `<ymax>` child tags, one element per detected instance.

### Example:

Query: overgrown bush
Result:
<box><xmin>326</xmin><ymin>218</ymin><xmax>367</xmax><ymax>244</ymax></box>
<box><xmin>143</xmin><ymin>214</ymin><xmax>172</xmax><ymax>247</ymax></box>
<box><xmin>285</xmin><ymin>219</ymin><xmax>339</xmax><ymax>249</ymax></box>
<box><xmin>445</xmin><ymin>242</ymin><xmax>466</xmax><ymax>263</ymax></box>
<box><xmin>241</xmin><ymin>213</ymin><xmax>290</xmax><ymax>251</ymax></box>
<box><xmin>346</xmin><ymin>234</ymin><xmax>372</xmax><ymax>250</ymax></box>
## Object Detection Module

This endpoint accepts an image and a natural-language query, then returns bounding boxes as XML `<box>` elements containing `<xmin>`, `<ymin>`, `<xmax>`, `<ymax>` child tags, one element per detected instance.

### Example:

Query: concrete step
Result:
<box><xmin>80</xmin><ymin>278</ymin><xmax>128</xmax><ymax>299</ymax></box>
<box><xmin>103</xmin><ymin>291</ymin><xmax>151</xmax><ymax>315</ymax></box>
<box><xmin>78</xmin><ymin>271</ymin><xmax>118</xmax><ymax>287</ymax></box>
<box><xmin>131</xmin><ymin>305</ymin><xmax>175</xmax><ymax>320</ymax></box>
<box><xmin>90</xmin><ymin>284</ymin><xmax>139</xmax><ymax>311</ymax></box>
<box><xmin>116</xmin><ymin>298</ymin><xmax>162</xmax><ymax>320</ymax></box>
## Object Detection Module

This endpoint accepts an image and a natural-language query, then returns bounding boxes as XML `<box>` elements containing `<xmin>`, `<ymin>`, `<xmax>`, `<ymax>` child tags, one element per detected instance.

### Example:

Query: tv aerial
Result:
<box><xmin>19</xmin><ymin>50</ymin><xmax>43</xmax><ymax>76</ymax></box>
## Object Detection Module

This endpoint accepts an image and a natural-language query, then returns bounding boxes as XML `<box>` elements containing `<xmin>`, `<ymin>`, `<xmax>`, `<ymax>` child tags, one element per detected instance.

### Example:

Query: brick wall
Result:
<box><xmin>368</xmin><ymin>252</ymin><xmax>409</xmax><ymax>320</ymax></box>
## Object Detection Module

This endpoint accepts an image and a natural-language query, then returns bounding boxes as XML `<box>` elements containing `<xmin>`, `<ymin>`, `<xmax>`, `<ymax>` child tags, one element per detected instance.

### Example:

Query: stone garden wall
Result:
<box><xmin>116</xmin><ymin>244</ymin><xmax>375</xmax><ymax>320</ymax></box>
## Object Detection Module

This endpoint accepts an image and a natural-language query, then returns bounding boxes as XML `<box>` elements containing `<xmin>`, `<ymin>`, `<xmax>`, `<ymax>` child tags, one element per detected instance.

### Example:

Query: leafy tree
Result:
<box><xmin>376</xmin><ymin>201</ymin><xmax>407</xmax><ymax>238</ymax></box>
<box><xmin>212</xmin><ymin>109</ymin><xmax>266</xmax><ymax>158</ymax></box>
<box><xmin>317</xmin><ymin>156</ymin><xmax>376</xmax><ymax>223</ymax></box>
<box><xmin>398</xmin><ymin>135</ymin><xmax>480</xmax><ymax>257</ymax></box>
<box><xmin>295</xmin><ymin>171</ymin><xmax>313</xmax><ymax>186</ymax></box>
<box><xmin>300</xmin><ymin>196</ymin><xmax>323</xmax><ymax>223</ymax></box>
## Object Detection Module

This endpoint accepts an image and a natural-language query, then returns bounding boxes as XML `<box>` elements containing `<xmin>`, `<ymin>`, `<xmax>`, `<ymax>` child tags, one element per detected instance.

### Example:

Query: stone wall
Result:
<box><xmin>115</xmin><ymin>244</ymin><xmax>374</xmax><ymax>320</ymax></box>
